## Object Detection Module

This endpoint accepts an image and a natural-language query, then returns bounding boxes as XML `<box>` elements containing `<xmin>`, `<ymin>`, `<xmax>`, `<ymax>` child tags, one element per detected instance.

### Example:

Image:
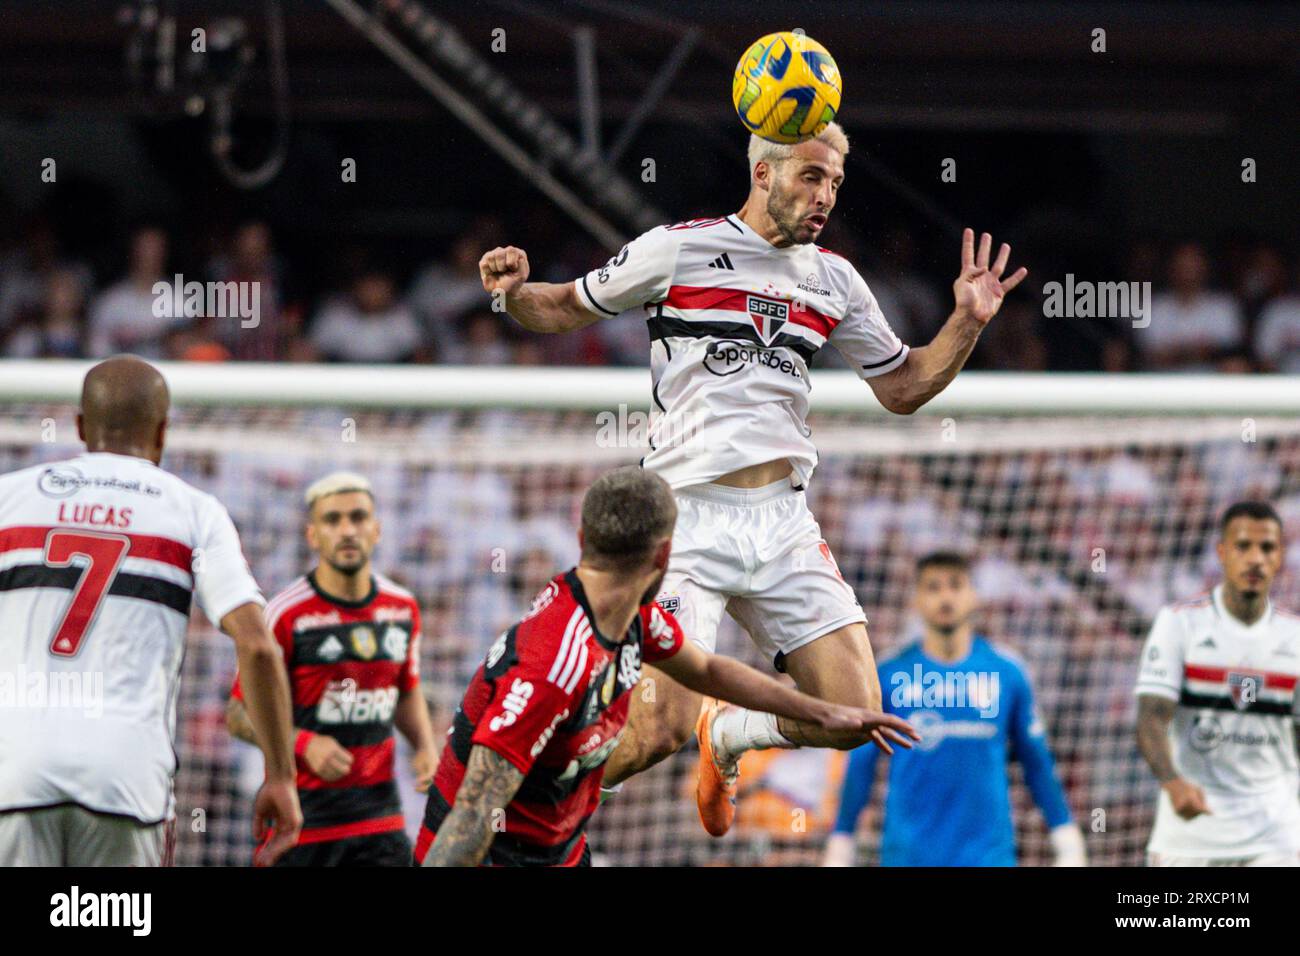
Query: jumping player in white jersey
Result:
<box><xmin>0</xmin><ymin>356</ymin><xmax>301</xmax><ymax>865</ymax></box>
<box><xmin>1136</xmin><ymin>501</ymin><xmax>1300</xmax><ymax>866</ymax></box>
<box><xmin>478</xmin><ymin>122</ymin><xmax>1027</xmax><ymax>835</ymax></box>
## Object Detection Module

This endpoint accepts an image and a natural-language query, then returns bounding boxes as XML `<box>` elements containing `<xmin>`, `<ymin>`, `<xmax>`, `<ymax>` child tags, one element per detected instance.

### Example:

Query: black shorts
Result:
<box><xmin>274</xmin><ymin>829</ymin><xmax>413</xmax><ymax>867</ymax></box>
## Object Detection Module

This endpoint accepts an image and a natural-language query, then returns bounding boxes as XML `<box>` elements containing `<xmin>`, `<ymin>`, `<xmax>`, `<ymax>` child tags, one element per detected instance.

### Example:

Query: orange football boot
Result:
<box><xmin>695</xmin><ymin>697</ymin><xmax>739</xmax><ymax>837</ymax></box>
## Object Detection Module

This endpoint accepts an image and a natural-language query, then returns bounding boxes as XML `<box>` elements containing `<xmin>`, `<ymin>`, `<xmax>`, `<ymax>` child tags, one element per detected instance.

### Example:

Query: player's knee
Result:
<box><xmin>643</xmin><ymin>707</ymin><xmax>694</xmax><ymax>760</ymax></box>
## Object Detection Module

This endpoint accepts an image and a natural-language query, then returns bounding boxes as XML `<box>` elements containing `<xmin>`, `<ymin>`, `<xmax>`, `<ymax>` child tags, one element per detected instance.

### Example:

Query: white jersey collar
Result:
<box><xmin>1211</xmin><ymin>582</ymin><xmax>1273</xmax><ymax>631</ymax></box>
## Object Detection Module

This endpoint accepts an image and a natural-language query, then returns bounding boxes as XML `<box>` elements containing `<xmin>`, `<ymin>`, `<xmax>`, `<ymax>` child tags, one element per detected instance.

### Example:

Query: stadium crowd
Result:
<box><xmin>2</xmin><ymin>212</ymin><xmax>1298</xmax><ymax>373</ymax></box>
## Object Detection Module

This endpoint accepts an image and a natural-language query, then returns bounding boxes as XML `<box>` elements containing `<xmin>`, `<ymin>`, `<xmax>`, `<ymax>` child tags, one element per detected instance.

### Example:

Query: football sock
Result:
<box><xmin>711</xmin><ymin>707</ymin><xmax>796</xmax><ymax>766</ymax></box>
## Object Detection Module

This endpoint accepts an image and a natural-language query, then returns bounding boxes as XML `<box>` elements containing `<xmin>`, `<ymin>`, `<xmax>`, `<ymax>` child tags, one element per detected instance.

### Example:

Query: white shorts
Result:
<box><xmin>0</xmin><ymin>805</ymin><xmax>172</xmax><ymax>866</ymax></box>
<box><xmin>656</xmin><ymin>478</ymin><xmax>866</xmax><ymax>667</ymax></box>
<box><xmin>1147</xmin><ymin>850</ymin><xmax>1299</xmax><ymax>867</ymax></box>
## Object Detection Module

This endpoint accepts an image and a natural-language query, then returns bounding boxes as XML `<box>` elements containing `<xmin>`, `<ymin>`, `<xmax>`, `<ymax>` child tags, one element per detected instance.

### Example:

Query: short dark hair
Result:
<box><xmin>580</xmin><ymin>467</ymin><xmax>677</xmax><ymax>571</ymax></box>
<box><xmin>915</xmin><ymin>551</ymin><xmax>971</xmax><ymax>577</ymax></box>
<box><xmin>1220</xmin><ymin>501</ymin><xmax>1283</xmax><ymax>536</ymax></box>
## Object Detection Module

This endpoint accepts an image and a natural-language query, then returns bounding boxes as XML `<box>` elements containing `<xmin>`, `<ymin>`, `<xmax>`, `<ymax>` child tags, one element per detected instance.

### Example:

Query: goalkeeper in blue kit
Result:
<box><xmin>824</xmin><ymin>552</ymin><xmax>1087</xmax><ymax>866</ymax></box>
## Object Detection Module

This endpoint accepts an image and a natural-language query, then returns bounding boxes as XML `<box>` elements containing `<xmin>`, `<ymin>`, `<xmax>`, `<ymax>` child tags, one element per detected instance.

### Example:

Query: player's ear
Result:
<box><xmin>653</xmin><ymin>536</ymin><xmax>672</xmax><ymax>571</ymax></box>
<box><xmin>154</xmin><ymin>418</ymin><xmax>167</xmax><ymax>462</ymax></box>
<box><xmin>75</xmin><ymin>413</ymin><xmax>85</xmax><ymax>444</ymax></box>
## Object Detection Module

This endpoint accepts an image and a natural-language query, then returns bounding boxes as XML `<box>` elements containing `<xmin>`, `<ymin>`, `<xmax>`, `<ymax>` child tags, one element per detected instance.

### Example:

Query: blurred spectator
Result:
<box><xmin>976</xmin><ymin>299</ymin><xmax>1049</xmax><ymax>371</ymax></box>
<box><xmin>206</xmin><ymin>220</ymin><xmax>304</xmax><ymax>361</ymax></box>
<box><xmin>878</xmin><ymin>224</ymin><xmax>943</xmax><ymax>342</ymax></box>
<box><xmin>87</xmin><ymin>224</ymin><xmax>178</xmax><ymax>358</ymax></box>
<box><xmin>1140</xmin><ymin>242</ymin><xmax>1244</xmax><ymax>371</ymax></box>
<box><xmin>1255</xmin><ymin>255</ymin><xmax>1300</xmax><ymax>373</ymax></box>
<box><xmin>309</xmin><ymin>266</ymin><xmax>425</xmax><ymax>363</ymax></box>
<box><xmin>1256</xmin><ymin>297</ymin><xmax>1300</xmax><ymax>373</ymax></box>
<box><xmin>2</xmin><ymin>268</ymin><xmax>88</xmax><ymax>358</ymax></box>
<box><xmin>408</xmin><ymin>216</ymin><xmax>500</xmax><ymax>346</ymax></box>
<box><xmin>0</xmin><ymin>217</ymin><xmax>93</xmax><ymax>337</ymax></box>
<box><xmin>165</xmin><ymin>315</ymin><xmax>233</xmax><ymax>362</ymax></box>
<box><xmin>1235</xmin><ymin>243</ymin><xmax>1289</xmax><ymax>326</ymax></box>
<box><xmin>440</xmin><ymin>311</ymin><xmax>511</xmax><ymax>365</ymax></box>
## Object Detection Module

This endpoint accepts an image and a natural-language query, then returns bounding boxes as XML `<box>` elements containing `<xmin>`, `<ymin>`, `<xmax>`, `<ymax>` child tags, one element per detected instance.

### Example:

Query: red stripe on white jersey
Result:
<box><xmin>663</xmin><ymin>285</ymin><xmax>836</xmax><ymax>338</ymax></box>
<box><xmin>1183</xmin><ymin>663</ymin><xmax>1298</xmax><ymax>690</ymax></box>
<box><xmin>665</xmin><ymin>217</ymin><xmax>727</xmax><ymax>231</ymax></box>
<box><xmin>0</xmin><ymin>525</ymin><xmax>193</xmax><ymax>572</ymax></box>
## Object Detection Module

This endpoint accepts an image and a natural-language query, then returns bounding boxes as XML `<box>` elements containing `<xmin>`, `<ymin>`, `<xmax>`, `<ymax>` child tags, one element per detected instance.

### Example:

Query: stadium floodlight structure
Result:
<box><xmin>324</xmin><ymin>0</ymin><xmax>669</xmax><ymax>249</ymax></box>
<box><xmin>4</xmin><ymin>360</ymin><xmax>1300</xmax><ymax>866</ymax></box>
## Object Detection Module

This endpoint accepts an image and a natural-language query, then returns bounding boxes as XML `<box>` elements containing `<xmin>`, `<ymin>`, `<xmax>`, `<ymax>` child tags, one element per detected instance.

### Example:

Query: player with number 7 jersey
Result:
<box><xmin>0</xmin><ymin>357</ymin><xmax>301</xmax><ymax>866</ymax></box>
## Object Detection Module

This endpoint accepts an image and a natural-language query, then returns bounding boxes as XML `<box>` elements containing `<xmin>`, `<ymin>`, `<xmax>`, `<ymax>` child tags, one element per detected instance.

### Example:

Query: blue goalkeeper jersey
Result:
<box><xmin>832</xmin><ymin>635</ymin><xmax>1073</xmax><ymax>866</ymax></box>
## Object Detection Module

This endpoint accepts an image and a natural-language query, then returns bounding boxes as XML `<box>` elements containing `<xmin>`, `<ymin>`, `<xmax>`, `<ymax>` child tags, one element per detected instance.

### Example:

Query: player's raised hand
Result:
<box><xmin>251</xmin><ymin>778</ymin><xmax>302</xmax><ymax>867</ymax></box>
<box><xmin>952</xmin><ymin>227</ymin><xmax>1027</xmax><ymax>326</ymax></box>
<box><xmin>810</xmin><ymin>703</ymin><xmax>920</xmax><ymax>755</ymax></box>
<box><xmin>1163</xmin><ymin>777</ymin><xmax>1212</xmax><ymax>820</ymax></box>
<box><xmin>303</xmin><ymin>733</ymin><xmax>354</xmax><ymax>782</ymax></box>
<box><xmin>479</xmin><ymin>246</ymin><xmax>530</xmax><ymax>298</ymax></box>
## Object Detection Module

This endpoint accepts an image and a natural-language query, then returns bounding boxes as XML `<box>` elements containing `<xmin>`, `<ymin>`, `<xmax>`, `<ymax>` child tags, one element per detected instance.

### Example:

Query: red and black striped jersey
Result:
<box><xmin>232</xmin><ymin>570</ymin><xmax>421</xmax><ymax>844</ymax></box>
<box><xmin>416</xmin><ymin>569</ymin><xmax>685</xmax><ymax>866</ymax></box>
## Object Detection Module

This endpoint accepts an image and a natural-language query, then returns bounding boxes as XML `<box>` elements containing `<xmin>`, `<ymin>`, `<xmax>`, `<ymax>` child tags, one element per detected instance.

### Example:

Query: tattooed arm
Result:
<box><xmin>1135</xmin><ymin>694</ymin><xmax>1178</xmax><ymax>783</ymax></box>
<box><xmin>423</xmin><ymin>745</ymin><xmax>526</xmax><ymax>867</ymax></box>
<box><xmin>1137</xmin><ymin>694</ymin><xmax>1210</xmax><ymax>820</ymax></box>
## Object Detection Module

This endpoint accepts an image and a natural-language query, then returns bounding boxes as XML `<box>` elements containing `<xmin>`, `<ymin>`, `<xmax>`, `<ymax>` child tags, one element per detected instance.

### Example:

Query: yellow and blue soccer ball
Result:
<box><xmin>732</xmin><ymin>31</ymin><xmax>842</xmax><ymax>144</ymax></box>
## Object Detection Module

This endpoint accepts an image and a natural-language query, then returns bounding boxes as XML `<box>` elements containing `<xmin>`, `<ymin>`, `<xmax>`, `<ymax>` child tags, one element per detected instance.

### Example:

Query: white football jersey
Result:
<box><xmin>1135</xmin><ymin>585</ymin><xmax>1300</xmax><ymax>857</ymax></box>
<box><xmin>576</xmin><ymin>215</ymin><xmax>908</xmax><ymax>489</ymax></box>
<box><xmin>0</xmin><ymin>451</ymin><xmax>263</xmax><ymax>824</ymax></box>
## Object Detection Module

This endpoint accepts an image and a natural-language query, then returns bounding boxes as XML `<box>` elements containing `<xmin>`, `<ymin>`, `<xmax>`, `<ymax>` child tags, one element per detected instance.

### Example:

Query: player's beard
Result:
<box><xmin>326</xmin><ymin>544</ymin><xmax>368</xmax><ymax>576</ymax></box>
<box><xmin>767</xmin><ymin>179</ymin><xmax>818</xmax><ymax>246</ymax></box>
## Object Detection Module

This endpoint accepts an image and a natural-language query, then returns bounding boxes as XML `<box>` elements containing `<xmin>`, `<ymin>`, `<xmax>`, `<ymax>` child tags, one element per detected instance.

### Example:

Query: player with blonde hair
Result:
<box><xmin>477</xmin><ymin>121</ymin><xmax>1027</xmax><ymax>835</ymax></box>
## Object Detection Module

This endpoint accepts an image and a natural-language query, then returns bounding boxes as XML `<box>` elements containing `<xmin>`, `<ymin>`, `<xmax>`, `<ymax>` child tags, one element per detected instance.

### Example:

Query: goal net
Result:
<box><xmin>2</xmin><ymin>362</ymin><xmax>1297</xmax><ymax>867</ymax></box>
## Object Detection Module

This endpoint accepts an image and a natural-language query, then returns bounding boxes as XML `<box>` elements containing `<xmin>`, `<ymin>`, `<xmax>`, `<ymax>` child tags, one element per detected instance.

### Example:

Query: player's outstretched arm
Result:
<box><xmin>220</xmin><ymin>601</ymin><xmax>303</xmax><ymax>864</ymax></box>
<box><xmin>655</xmin><ymin>642</ymin><xmax>919</xmax><ymax>753</ymax></box>
<box><xmin>479</xmin><ymin>245</ymin><xmax>602</xmax><ymax>334</ymax></box>
<box><xmin>868</xmin><ymin>228</ymin><xmax>1027</xmax><ymax>415</ymax></box>
<box><xmin>423</xmin><ymin>745</ymin><xmax>525</xmax><ymax>867</ymax></box>
<box><xmin>1136</xmin><ymin>693</ymin><xmax>1210</xmax><ymax>820</ymax></box>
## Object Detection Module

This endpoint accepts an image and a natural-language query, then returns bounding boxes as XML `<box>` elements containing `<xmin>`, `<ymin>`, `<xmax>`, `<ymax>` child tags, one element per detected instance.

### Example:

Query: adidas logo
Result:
<box><xmin>707</xmin><ymin>252</ymin><xmax>734</xmax><ymax>270</ymax></box>
<box><xmin>1196</xmin><ymin>636</ymin><xmax>1217</xmax><ymax>649</ymax></box>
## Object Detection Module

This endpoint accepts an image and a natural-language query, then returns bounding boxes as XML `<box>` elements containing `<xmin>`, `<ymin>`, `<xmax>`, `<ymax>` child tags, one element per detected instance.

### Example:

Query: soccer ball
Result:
<box><xmin>731</xmin><ymin>31</ymin><xmax>842</xmax><ymax>144</ymax></box>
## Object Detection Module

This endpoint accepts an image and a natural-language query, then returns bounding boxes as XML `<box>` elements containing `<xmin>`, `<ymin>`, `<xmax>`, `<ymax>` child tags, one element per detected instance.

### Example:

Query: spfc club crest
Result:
<box><xmin>1228</xmin><ymin>671</ymin><xmax>1264</xmax><ymax>710</ymax></box>
<box><xmin>746</xmin><ymin>293</ymin><xmax>789</xmax><ymax>345</ymax></box>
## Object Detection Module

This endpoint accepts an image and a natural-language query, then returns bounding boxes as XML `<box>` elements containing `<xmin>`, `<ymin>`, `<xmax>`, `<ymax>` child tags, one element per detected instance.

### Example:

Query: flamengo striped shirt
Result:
<box><xmin>232</xmin><ymin>570</ymin><xmax>422</xmax><ymax>844</ymax></box>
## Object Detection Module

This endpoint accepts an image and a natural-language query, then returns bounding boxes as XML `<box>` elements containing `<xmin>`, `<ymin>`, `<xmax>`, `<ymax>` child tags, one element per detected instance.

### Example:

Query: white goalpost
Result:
<box><xmin>2</xmin><ymin>359</ymin><xmax>1298</xmax><ymax>865</ymax></box>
